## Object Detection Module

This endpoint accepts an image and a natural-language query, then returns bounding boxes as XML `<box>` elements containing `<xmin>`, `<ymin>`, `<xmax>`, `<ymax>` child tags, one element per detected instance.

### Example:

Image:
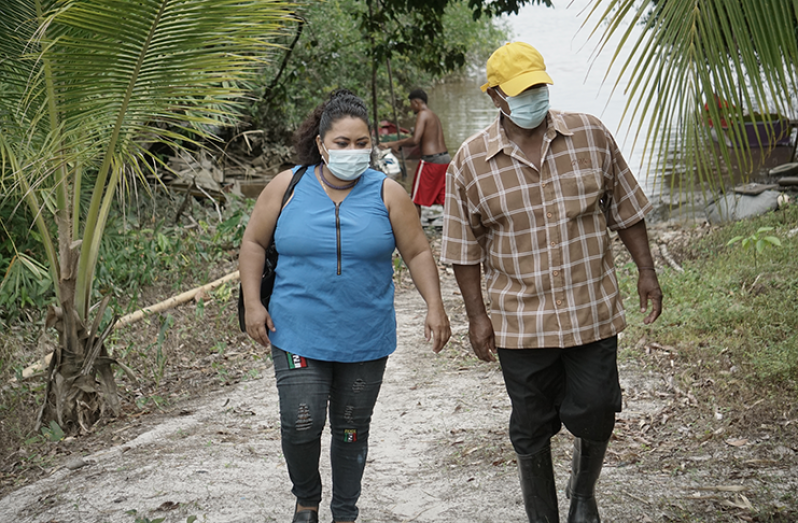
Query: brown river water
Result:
<box><xmin>417</xmin><ymin>0</ymin><xmax>795</xmax><ymax>220</ymax></box>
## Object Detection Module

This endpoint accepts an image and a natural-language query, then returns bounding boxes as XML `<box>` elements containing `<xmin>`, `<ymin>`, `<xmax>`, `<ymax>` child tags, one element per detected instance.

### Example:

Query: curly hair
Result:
<box><xmin>293</xmin><ymin>88</ymin><xmax>371</xmax><ymax>165</ymax></box>
<box><xmin>408</xmin><ymin>88</ymin><xmax>427</xmax><ymax>104</ymax></box>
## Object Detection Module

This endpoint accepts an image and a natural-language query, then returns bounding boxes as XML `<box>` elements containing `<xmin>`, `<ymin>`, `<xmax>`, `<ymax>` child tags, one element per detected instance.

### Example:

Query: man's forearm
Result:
<box><xmin>452</xmin><ymin>263</ymin><xmax>488</xmax><ymax>319</ymax></box>
<box><xmin>392</xmin><ymin>135</ymin><xmax>418</xmax><ymax>149</ymax></box>
<box><xmin>617</xmin><ymin>219</ymin><xmax>664</xmax><ymax>323</ymax></box>
<box><xmin>616</xmin><ymin>219</ymin><xmax>656</xmax><ymax>270</ymax></box>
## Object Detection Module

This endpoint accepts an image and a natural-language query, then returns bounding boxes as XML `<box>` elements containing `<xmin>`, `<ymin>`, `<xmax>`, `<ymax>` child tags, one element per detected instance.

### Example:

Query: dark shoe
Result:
<box><xmin>292</xmin><ymin>507</ymin><xmax>318</xmax><ymax>523</ymax></box>
<box><xmin>517</xmin><ymin>444</ymin><xmax>559</xmax><ymax>523</ymax></box>
<box><xmin>566</xmin><ymin>438</ymin><xmax>609</xmax><ymax>523</ymax></box>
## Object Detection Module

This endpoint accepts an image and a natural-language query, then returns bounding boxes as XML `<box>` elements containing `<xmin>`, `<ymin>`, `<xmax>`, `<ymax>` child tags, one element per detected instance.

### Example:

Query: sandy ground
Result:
<box><xmin>1</xmin><ymin>253</ymin><xmax>796</xmax><ymax>523</ymax></box>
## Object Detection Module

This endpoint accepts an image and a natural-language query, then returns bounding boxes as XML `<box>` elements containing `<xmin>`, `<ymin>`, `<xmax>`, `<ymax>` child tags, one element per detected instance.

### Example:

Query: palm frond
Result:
<box><xmin>40</xmin><ymin>0</ymin><xmax>287</xmax><ymax>138</ymax></box>
<box><xmin>588</xmin><ymin>0</ymin><xmax>798</xmax><ymax>200</ymax></box>
<box><xmin>5</xmin><ymin>0</ymin><xmax>294</xmax><ymax>318</ymax></box>
<box><xmin>0</xmin><ymin>1</ymin><xmax>38</xmax><ymax>76</ymax></box>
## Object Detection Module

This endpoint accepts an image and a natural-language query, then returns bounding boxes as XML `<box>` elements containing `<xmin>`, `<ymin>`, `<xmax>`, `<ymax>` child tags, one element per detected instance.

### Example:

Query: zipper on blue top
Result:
<box><xmin>335</xmin><ymin>202</ymin><xmax>342</xmax><ymax>275</ymax></box>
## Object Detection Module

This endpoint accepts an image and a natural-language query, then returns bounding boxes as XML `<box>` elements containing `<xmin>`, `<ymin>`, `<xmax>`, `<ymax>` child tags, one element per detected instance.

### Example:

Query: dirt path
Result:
<box><xmin>1</xmin><ymin>264</ymin><xmax>795</xmax><ymax>522</ymax></box>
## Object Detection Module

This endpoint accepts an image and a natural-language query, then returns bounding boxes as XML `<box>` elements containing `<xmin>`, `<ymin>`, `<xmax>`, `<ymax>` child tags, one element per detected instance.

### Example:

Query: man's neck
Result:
<box><xmin>501</xmin><ymin>114</ymin><xmax>547</xmax><ymax>169</ymax></box>
<box><xmin>501</xmin><ymin>114</ymin><xmax>545</xmax><ymax>145</ymax></box>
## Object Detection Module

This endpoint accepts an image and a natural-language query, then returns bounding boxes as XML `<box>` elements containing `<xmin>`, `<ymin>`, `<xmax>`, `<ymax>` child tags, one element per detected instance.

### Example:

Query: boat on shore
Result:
<box><xmin>377</xmin><ymin>120</ymin><xmax>421</xmax><ymax>159</ymax></box>
<box><xmin>708</xmin><ymin>112</ymin><xmax>793</xmax><ymax>148</ymax></box>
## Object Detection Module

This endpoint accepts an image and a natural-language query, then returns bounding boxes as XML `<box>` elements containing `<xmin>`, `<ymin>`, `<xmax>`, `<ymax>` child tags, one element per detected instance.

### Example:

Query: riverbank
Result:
<box><xmin>2</xmin><ymin>208</ymin><xmax>797</xmax><ymax>521</ymax></box>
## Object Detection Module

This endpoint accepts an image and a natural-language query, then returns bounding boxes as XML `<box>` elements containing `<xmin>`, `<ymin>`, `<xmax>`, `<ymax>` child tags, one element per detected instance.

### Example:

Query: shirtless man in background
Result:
<box><xmin>380</xmin><ymin>88</ymin><xmax>449</xmax><ymax>217</ymax></box>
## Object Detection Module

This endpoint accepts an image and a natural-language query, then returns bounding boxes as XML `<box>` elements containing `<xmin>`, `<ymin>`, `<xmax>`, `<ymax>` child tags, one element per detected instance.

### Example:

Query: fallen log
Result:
<box><xmin>13</xmin><ymin>270</ymin><xmax>241</xmax><ymax>382</ymax></box>
<box><xmin>115</xmin><ymin>269</ymin><xmax>239</xmax><ymax>328</ymax></box>
<box><xmin>658</xmin><ymin>243</ymin><xmax>685</xmax><ymax>273</ymax></box>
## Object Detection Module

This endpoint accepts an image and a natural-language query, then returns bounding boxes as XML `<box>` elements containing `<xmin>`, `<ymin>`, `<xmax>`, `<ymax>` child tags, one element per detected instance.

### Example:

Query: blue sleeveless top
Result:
<box><xmin>268</xmin><ymin>165</ymin><xmax>397</xmax><ymax>362</ymax></box>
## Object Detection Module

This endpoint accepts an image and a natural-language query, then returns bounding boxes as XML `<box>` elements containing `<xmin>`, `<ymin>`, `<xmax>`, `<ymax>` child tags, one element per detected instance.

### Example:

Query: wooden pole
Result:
<box><xmin>367</xmin><ymin>0</ymin><xmax>380</xmax><ymax>146</ymax></box>
<box><xmin>386</xmin><ymin>58</ymin><xmax>408</xmax><ymax>180</ymax></box>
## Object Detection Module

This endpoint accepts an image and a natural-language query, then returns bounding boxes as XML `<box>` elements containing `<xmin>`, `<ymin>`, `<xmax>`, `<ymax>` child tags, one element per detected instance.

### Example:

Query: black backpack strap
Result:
<box><xmin>280</xmin><ymin>164</ymin><xmax>309</xmax><ymax>208</ymax></box>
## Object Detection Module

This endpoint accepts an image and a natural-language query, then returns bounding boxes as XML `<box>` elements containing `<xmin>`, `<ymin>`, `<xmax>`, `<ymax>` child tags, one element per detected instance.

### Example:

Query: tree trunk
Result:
<box><xmin>38</xmin><ymin>257</ymin><xmax>121</xmax><ymax>435</ymax></box>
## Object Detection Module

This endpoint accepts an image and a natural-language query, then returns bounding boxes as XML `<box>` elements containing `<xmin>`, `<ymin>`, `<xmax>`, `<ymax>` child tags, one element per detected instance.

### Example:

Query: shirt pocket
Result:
<box><xmin>557</xmin><ymin>168</ymin><xmax>604</xmax><ymax>219</ymax></box>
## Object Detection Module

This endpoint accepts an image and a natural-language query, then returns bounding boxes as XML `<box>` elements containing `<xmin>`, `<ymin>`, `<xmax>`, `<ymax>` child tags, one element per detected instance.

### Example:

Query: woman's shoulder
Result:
<box><xmin>360</xmin><ymin>167</ymin><xmax>389</xmax><ymax>189</ymax></box>
<box><xmin>277</xmin><ymin>164</ymin><xmax>317</xmax><ymax>185</ymax></box>
<box><xmin>364</xmin><ymin>166</ymin><xmax>388</xmax><ymax>179</ymax></box>
<box><xmin>259</xmin><ymin>165</ymin><xmax>314</xmax><ymax>202</ymax></box>
<box><xmin>273</xmin><ymin>165</ymin><xmax>307</xmax><ymax>184</ymax></box>
<box><xmin>379</xmin><ymin>175</ymin><xmax>410</xmax><ymax>204</ymax></box>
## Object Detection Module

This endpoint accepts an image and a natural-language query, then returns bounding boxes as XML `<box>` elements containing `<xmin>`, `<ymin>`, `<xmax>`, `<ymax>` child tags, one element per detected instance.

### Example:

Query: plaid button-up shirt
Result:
<box><xmin>441</xmin><ymin>112</ymin><xmax>651</xmax><ymax>349</ymax></box>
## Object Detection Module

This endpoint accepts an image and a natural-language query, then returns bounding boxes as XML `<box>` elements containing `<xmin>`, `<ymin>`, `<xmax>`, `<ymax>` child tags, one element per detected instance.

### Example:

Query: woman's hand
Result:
<box><xmin>245</xmin><ymin>303</ymin><xmax>276</xmax><ymax>348</ymax></box>
<box><xmin>425</xmin><ymin>305</ymin><xmax>451</xmax><ymax>353</ymax></box>
<box><xmin>239</xmin><ymin>169</ymin><xmax>295</xmax><ymax>348</ymax></box>
<box><xmin>384</xmin><ymin>178</ymin><xmax>452</xmax><ymax>354</ymax></box>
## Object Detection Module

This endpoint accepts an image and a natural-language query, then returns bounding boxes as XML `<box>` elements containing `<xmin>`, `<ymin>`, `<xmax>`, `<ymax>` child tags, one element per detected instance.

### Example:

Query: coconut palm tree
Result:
<box><xmin>585</xmin><ymin>0</ymin><xmax>798</xmax><ymax>198</ymax></box>
<box><xmin>0</xmin><ymin>0</ymin><xmax>292</xmax><ymax>434</ymax></box>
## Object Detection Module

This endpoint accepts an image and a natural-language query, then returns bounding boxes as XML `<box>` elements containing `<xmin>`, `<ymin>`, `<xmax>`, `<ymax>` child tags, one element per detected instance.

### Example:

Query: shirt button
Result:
<box><xmin>550</xmin><ymin>242</ymin><xmax>555</xmax><ymax>246</ymax></box>
<box><xmin>556</xmin><ymin>299</ymin><xmax>562</xmax><ymax>305</ymax></box>
<box><xmin>541</xmin><ymin>182</ymin><xmax>547</xmax><ymax>187</ymax></box>
<box><xmin>553</xmin><ymin>270</ymin><xmax>559</xmax><ymax>276</ymax></box>
<box><xmin>546</xmin><ymin>212</ymin><xmax>552</xmax><ymax>218</ymax></box>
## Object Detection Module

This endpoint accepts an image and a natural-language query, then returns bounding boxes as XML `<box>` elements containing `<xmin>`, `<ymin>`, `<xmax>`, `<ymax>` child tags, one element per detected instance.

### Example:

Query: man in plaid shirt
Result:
<box><xmin>441</xmin><ymin>42</ymin><xmax>663</xmax><ymax>523</ymax></box>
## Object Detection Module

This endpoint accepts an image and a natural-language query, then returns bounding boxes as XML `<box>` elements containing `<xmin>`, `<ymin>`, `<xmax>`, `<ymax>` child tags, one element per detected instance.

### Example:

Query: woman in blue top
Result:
<box><xmin>239</xmin><ymin>89</ymin><xmax>451</xmax><ymax>523</ymax></box>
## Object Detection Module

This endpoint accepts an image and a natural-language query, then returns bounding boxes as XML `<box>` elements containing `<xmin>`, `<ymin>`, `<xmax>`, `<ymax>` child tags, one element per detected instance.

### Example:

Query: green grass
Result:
<box><xmin>619</xmin><ymin>203</ymin><xmax>798</xmax><ymax>405</ymax></box>
<box><xmin>0</xmin><ymin>190</ymin><xmax>252</xmax><ymax>480</ymax></box>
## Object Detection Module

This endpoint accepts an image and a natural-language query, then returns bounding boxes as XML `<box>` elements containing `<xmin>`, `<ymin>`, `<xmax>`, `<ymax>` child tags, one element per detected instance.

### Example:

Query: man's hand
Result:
<box><xmin>616</xmin><ymin>220</ymin><xmax>663</xmax><ymax>325</ymax></box>
<box><xmin>378</xmin><ymin>142</ymin><xmax>393</xmax><ymax>150</ymax></box>
<box><xmin>451</xmin><ymin>263</ymin><xmax>495</xmax><ymax>362</ymax></box>
<box><xmin>638</xmin><ymin>269</ymin><xmax>663</xmax><ymax>324</ymax></box>
<box><xmin>468</xmin><ymin>313</ymin><xmax>497</xmax><ymax>362</ymax></box>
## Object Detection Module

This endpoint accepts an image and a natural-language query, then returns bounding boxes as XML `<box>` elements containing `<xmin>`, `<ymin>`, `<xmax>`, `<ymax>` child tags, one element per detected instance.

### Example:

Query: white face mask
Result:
<box><xmin>498</xmin><ymin>86</ymin><xmax>550</xmax><ymax>129</ymax></box>
<box><xmin>322</xmin><ymin>143</ymin><xmax>371</xmax><ymax>181</ymax></box>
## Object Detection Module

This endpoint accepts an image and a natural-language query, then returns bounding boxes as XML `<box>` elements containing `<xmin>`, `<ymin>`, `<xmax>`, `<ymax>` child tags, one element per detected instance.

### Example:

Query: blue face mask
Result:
<box><xmin>499</xmin><ymin>86</ymin><xmax>550</xmax><ymax>129</ymax></box>
<box><xmin>322</xmin><ymin>143</ymin><xmax>371</xmax><ymax>181</ymax></box>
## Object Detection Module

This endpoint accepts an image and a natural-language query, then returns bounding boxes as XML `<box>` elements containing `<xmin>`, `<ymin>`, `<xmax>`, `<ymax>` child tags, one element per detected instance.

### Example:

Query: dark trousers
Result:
<box><xmin>498</xmin><ymin>336</ymin><xmax>622</xmax><ymax>455</ymax></box>
<box><xmin>272</xmin><ymin>346</ymin><xmax>387</xmax><ymax>522</ymax></box>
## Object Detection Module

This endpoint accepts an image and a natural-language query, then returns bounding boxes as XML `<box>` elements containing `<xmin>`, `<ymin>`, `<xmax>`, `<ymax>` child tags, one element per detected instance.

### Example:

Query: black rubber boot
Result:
<box><xmin>516</xmin><ymin>444</ymin><xmax>559</xmax><ymax>523</ymax></box>
<box><xmin>565</xmin><ymin>438</ymin><xmax>609</xmax><ymax>523</ymax></box>
<box><xmin>292</xmin><ymin>506</ymin><xmax>319</xmax><ymax>523</ymax></box>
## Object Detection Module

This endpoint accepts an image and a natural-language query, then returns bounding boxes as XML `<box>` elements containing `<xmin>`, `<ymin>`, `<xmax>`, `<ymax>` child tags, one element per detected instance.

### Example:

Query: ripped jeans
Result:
<box><xmin>272</xmin><ymin>346</ymin><xmax>387</xmax><ymax>522</ymax></box>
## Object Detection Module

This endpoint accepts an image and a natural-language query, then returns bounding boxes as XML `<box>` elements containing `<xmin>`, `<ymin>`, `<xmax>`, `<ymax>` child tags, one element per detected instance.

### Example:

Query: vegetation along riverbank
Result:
<box><xmin>1</xmin><ymin>194</ymin><xmax>797</xmax><ymax>521</ymax></box>
<box><xmin>2</xmin><ymin>0</ymin><xmax>798</xmax><ymax>521</ymax></box>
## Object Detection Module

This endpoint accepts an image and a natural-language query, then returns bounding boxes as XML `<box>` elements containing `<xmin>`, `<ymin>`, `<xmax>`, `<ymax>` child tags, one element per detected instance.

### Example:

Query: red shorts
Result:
<box><xmin>410</xmin><ymin>160</ymin><xmax>448</xmax><ymax>207</ymax></box>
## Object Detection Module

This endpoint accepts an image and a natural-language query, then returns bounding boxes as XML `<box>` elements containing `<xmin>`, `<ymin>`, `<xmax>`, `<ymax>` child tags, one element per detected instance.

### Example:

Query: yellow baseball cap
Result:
<box><xmin>480</xmin><ymin>42</ymin><xmax>554</xmax><ymax>97</ymax></box>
